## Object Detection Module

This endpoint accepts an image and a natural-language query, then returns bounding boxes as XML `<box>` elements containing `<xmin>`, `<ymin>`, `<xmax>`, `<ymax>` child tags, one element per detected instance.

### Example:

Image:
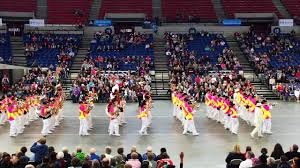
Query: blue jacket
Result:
<box><xmin>30</xmin><ymin>142</ymin><xmax>49</xmax><ymax>162</ymax></box>
<box><xmin>90</xmin><ymin>153</ymin><xmax>100</xmax><ymax>161</ymax></box>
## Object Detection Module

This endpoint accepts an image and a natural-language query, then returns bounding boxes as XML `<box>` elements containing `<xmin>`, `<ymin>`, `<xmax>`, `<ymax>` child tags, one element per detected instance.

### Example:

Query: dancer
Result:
<box><xmin>118</xmin><ymin>97</ymin><xmax>127</xmax><ymax>126</ymax></box>
<box><xmin>40</xmin><ymin>101</ymin><xmax>52</xmax><ymax>136</ymax></box>
<box><xmin>182</xmin><ymin>101</ymin><xmax>199</xmax><ymax>136</ymax></box>
<box><xmin>229</xmin><ymin>101</ymin><xmax>239</xmax><ymax>135</ymax></box>
<box><xmin>7</xmin><ymin>101</ymin><xmax>18</xmax><ymax>137</ymax></box>
<box><xmin>261</xmin><ymin>100</ymin><xmax>273</xmax><ymax>134</ymax></box>
<box><xmin>106</xmin><ymin>99</ymin><xmax>120</xmax><ymax>136</ymax></box>
<box><xmin>79</xmin><ymin>100</ymin><xmax>90</xmax><ymax>136</ymax></box>
<box><xmin>138</xmin><ymin>100</ymin><xmax>149</xmax><ymax>135</ymax></box>
<box><xmin>250</xmin><ymin>103</ymin><xmax>264</xmax><ymax>138</ymax></box>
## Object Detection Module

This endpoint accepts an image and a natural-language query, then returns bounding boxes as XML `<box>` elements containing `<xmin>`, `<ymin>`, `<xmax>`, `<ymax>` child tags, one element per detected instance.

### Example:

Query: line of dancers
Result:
<box><xmin>171</xmin><ymin>90</ymin><xmax>199</xmax><ymax>136</ymax></box>
<box><xmin>0</xmin><ymin>90</ymin><xmax>65</xmax><ymax>137</ymax></box>
<box><xmin>205</xmin><ymin>89</ymin><xmax>274</xmax><ymax>137</ymax></box>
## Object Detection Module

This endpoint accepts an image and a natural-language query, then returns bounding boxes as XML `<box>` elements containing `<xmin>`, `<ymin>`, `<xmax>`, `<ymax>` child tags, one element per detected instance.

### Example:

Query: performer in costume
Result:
<box><xmin>106</xmin><ymin>99</ymin><xmax>120</xmax><ymax>136</ymax></box>
<box><xmin>138</xmin><ymin>100</ymin><xmax>149</xmax><ymax>135</ymax></box>
<box><xmin>118</xmin><ymin>97</ymin><xmax>127</xmax><ymax>125</ymax></box>
<box><xmin>261</xmin><ymin>100</ymin><xmax>273</xmax><ymax>134</ymax></box>
<box><xmin>182</xmin><ymin>101</ymin><xmax>199</xmax><ymax>136</ymax></box>
<box><xmin>40</xmin><ymin>101</ymin><xmax>52</xmax><ymax>136</ymax></box>
<box><xmin>250</xmin><ymin>102</ymin><xmax>264</xmax><ymax>138</ymax></box>
<box><xmin>79</xmin><ymin>100</ymin><xmax>90</xmax><ymax>136</ymax></box>
<box><xmin>229</xmin><ymin>101</ymin><xmax>239</xmax><ymax>135</ymax></box>
<box><xmin>7</xmin><ymin>102</ymin><xmax>18</xmax><ymax>137</ymax></box>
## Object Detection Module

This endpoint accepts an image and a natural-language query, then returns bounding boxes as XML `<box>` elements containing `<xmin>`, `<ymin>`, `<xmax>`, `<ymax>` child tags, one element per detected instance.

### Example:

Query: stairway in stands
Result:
<box><xmin>62</xmin><ymin>37</ymin><xmax>90</xmax><ymax>99</ymax></box>
<box><xmin>227</xmin><ymin>37</ymin><xmax>280</xmax><ymax>100</ymax></box>
<box><xmin>272</xmin><ymin>0</ymin><xmax>291</xmax><ymax>19</ymax></box>
<box><xmin>152</xmin><ymin>37</ymin><xmax>170</xmax><ymax>100</ymax></box>
<box><xmin>89</xmin><ymin>0</ymin><xmax>102</xmax><ymax>20</ymax></box>
<box><xmin>211</xmin><ymin>0</ymin><xmax>226</xmax><ymax>19</ymax></box>
<box><xmin>11</xmin><ymin>37</ymin><xmax>27</xmax><ymax>66</ymax></box>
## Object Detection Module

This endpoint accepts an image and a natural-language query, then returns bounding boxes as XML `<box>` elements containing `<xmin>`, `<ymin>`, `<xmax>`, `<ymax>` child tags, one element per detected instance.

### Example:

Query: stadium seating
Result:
<box><xmin>47</xmin><ymin>0</ymin><xmax>93</xmax><ymax>24</ymax></box>
<box><xmin>23</xmin><ymin>33</ymin><xmax>82</xmax><ymax>67</ymax></box>
<box><xmin>99</xmin><ymin>0</ymin><xmax>152</xmax><ymax>19</ymax></box>
<box><xmin>0</xmin><ymin>0</ymin><xmax>36</xmax><ymax>12</ymax></box>
<box><xmin>90</xmin><ymin>34</ymin><xmax>154</xmax><ymax>71</ymax></box>
<box><xmin>282</xmin><ymin>0</ymin><xmax>300</xmax><ymax>17</ymax></box>
<box><xmin>0</xmin><ymin>33</ymin><xmax>12</xmax><ymax>64</ymax></box>
<box><xmin>223</xmin><ymin>0</ymin><xmax>282</xmax><ymax>18</ymax></box>
<box><xmin>161</xmin><ymin>0</ymin><xmax>216</xmax><ymax>22</ymax></box>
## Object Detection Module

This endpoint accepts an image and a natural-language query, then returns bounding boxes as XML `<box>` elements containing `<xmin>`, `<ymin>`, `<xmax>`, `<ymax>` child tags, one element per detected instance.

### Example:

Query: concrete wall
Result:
<box><xmin>135</xmin><ymin>25</ymin><xmax>250</xmax><ymax>37</ymax></box>
<box><xmin>271</xmin><ymin>26</ymin><xmax>300</xmax><ymax>34</ymax></box>
<box><xmin>24</xmin><ymin>24</ymin><xmax>83</xmax><ymax>34</ymax></box>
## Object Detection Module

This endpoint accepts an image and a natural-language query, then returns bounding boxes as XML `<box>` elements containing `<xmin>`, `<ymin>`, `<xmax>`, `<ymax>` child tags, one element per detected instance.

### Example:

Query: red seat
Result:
<box><xmin>0</xmin><ymin>0</ymin><xmax>36</xmax><ymax>12</ymax></box>
<box><xmin>47</xmin><ymin>0</ymin><xmax>93</xmax><ymax>24</ymax></box>
<box><xmin>161</xmin><ymin>0</ymin><xmax>217</xmax><ymax>22</ymax></box>
<box><xmin>223</xmin><ymin>0</ymin><xmax>283</xmax><ymax>18</ymax></box>
<box><xmin>99</xmin><ymin>0</ymin><xmax>152</xmax><ymax>19</ymax></box>
<box><xmin>281</xmin><ymin>0</ymin><xmax>300</xmax><ymax>17</ymax></box>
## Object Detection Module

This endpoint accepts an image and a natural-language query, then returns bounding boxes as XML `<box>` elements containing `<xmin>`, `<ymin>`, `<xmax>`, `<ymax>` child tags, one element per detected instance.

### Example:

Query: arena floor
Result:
<box><xmin>0</xmin><ymin>100</ymin><xmax>299</xmax><ymax>167</ymax></box>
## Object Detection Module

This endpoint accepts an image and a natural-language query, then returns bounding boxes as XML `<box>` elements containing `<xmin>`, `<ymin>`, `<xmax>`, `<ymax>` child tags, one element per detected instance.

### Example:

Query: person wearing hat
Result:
<box><xmin>250</xmin><ymin>102</ymin><xmax>264</xmax><ymax>138</ymax></box>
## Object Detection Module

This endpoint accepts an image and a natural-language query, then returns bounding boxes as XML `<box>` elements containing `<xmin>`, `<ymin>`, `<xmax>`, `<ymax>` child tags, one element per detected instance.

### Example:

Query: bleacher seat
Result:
<box><xmin>0</xmin><ymin>33</ymin><xmax>12</xmax><ymax>64</ymax></box>
<box><xmin>0</xmin><ymin>0</ymin><xmax>36</xmax><ymax>12</ymax></box>
<box><xmin>282</xmin><ymin>0</ymin><xmax>300</xmax><ymax>17</ymax></box>
<box><xmin>48</xmin><ymin>0</ymin><xmax>93</xmax><ymax>24</ymax></box>
<box><xmin>223</xmin><ymin>0</ymin><xmax>282</xmax><ymax>18</ymax></box>
<box><xmin>161</xmin><ymin>0</ymin><xmax>217</xmax><ymax>22</ymax></box>
<box><xmin>99</xmin><ymin>0</ymin><xmax>152</xmax><ymax>19</ymax></box>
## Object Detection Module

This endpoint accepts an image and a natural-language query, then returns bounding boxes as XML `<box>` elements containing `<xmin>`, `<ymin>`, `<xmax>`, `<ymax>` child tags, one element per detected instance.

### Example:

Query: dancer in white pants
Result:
<box><xmin>138</xmin><ymin>100</ymin><xmax>149</xmax><ymax>135</ymax></box>
<box><xmin>79</xmin><ymin>102</ymin><xmax>90</xmax><ymax>136</ymax></box>
<box><xmin>106</xmin><ymin>99</ymin><xmax>120</xmax><ymax>136</ymax></box>
<box><xmin>250</xmin><ymin>103</ymin><xmax>264</xmax><ymax>138</ymax></box>
<box><xmin>261</xmin><ymin>100</ymin><xmax>273</xmax><ymax>134</ymax></box>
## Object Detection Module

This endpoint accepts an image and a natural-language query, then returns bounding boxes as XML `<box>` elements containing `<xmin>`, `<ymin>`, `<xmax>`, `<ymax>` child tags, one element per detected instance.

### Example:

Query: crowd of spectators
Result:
<box><xmin>70</xmin><ymin>58</ymin><xmax>152</xmax><ymax>103</ymax></box>
<box><xmin>0</xmin><ymin>67</ymin><xmax>63</xmax><ymax>100</ymax></box>
<box><xmin>164</xmin><ymin>31</ymin><xmax>241</xmax><ymax>75</ymax></box>
<box><xmin>23</xmin><ymin>32</ymin><xmax>81</xmax><ymax>75</ymax></box>
<box><xmin>226</xmin><ymin>143</ymin><xmax>300</xmax><ymax>168</ymax></box>
<box><xmin>170</xmin><ymin>71</ymin><xmax>255</xmax><ymax>102</ymax></box>
<box><xmin>235</xmin><ymin>29</ymin><xmax>300</xmax><ymax>83</ymax></box>
<box><xmin>0</xmin><ymin>137</ymin><xmax>183</xmax><ymax>168</ymax></box>
<box><xmin>89</xmin><ymin>31</ymin><xmax>154</xmax><ymax>71</ymax></box>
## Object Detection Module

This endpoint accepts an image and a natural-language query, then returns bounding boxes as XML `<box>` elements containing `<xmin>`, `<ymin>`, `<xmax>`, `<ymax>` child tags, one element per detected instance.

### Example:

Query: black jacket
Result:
<box><xmin>285</xmin><ymin>151</ymin><xmax>300</xmax><ymax>160</ymax></box>
<box><xmin>225</xmin><ymin>152</ymin><xmax>245</xmax><ymax>168</ymax></box>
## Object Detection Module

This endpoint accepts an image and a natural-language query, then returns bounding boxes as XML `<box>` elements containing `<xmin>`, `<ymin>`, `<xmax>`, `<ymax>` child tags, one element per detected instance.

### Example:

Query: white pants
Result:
<box><xmin>224</xmin><ymin>115</ymin><xmax>230</xmax><ymax>129</ymax></box>
<box><xmin>251</xmin><ymin>122</ymin><xmax>263</xmax><ymax>137</ymax></box>
<box><xmin>262</xmin><ymin>119</ymin><xmax>272</xmax><ymax>133</ymax></box>
<box><xmin>0</xmin><ymin>113</ymin><xmax>7</xmax><ymax>124</ymax></box>
<box><xmin>173</xmin><ymin>105</ymin><xmax>177</xmax><ymax>117</ymax></box>
<box><xmin>206</xmin><ymin>106</ymin><xmax>213</xmax><ymax>119</ymax></box>
<box><xmin>87</xmin><ymin>115</ymin><xmax>93</xmax><ymax>129</ymax></box>
<box><xmin>41</xmin><ymin>118</ymin><xmax>51</xmax><ymax>135</ymax></box>
<box><xmin>183</xmin><ymin>119</ymin><xmax>198</xmax><ymax>135</ymax></box>
<box><xmin>79</xmin><ymin>118</ymin><xmax>89</xmax><ymax>135</ymax></box>
<box><xmin>118</xmin><ymin>112</ymin><xmax>126</xmax><ymax>124</ymax></box>
<box><xmin>230</xmin><ymin>117</ymin><xmax>239</xmax><ymax>134</ymax></box>
<box><xmin>16</xmin><ymin>116</ymin><xmax>24</xmax><ymax>134</ymax></box>
<box><xmin>109</xmin><ymin>118</ymin><xmax>119</xmax><ymax>135</ymax></box>
<box><xmin>9</xmin><ymin>120</ymin><xmax>17</xmax><ymax>136</ymax></box>
<box><xmin>139</xmin><ymin>117</ymin><xmax>148</xmax><ymax>134</ymax></box>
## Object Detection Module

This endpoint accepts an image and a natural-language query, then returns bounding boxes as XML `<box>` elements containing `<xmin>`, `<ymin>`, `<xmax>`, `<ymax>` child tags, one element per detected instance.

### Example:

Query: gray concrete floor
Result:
<box><xmin>0</xmin><ymin>100</ymin><xmax>299</xmax><ymax>167</ymax></box>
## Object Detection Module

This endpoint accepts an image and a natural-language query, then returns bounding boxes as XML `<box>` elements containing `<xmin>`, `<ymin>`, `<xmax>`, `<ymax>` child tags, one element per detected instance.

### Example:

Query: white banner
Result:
<box><xmin>29</xmin><ymin>19</ymin><xmax>45</xmax><ymax>27</ymax></box>
<box><xmin>0</xmin><ymin>18</ymin><xmax>2</xmax><ymax>26</ymax></box>
<box><xmin>279</xmin><ymin>19</ymin><xmax>293</xmax><ymax>27</ymax></box>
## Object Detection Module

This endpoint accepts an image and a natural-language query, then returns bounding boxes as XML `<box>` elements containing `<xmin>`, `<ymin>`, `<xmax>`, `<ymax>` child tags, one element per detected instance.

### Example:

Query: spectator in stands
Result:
<box><xmin>253</xmin><ymin>155</ymin><xmax>269</xmax><ymax>168</ymax></box>
<box><xmin>285</xmin><ymin>144</ymin><xmax>300</xmax><ymax>160</ymax></box>
<box><xmin>239</xmin><ymin>151</ymin><xmax>255</xmax><ymax>168</ymax></box>
<box><xmin>62</xmin><ymin>147</ymin><xmax>72</xmax><ymax>167</ymax></box>
<box><xmin>90</xmin><ymin>148</ymin><xmax>100</xmax><ymax>161</ymax></box>
<box><xmin>142</xmin><ymin>146</ymin><xmax>156</xmax><ymax>161</ymax></box>
<box><xmin>30</xmin><ymin>137</ymin><xmax>49</xmax><ymax>165</ymax></box>
<box><xmin>225</xmin><ymin>144</ymin><xmax>245</xmax><ymax>168</ymax></box>
<box><xmin>127</xmin><ymin>146</ymin><xmax>143</xmax><ymax>163</ymax></box>
<box><xmin>114</xmin><ymin>147</ymin><xmax>127</xmax><ymax>167</ymax></box>
<box><xmin>156</xmin><ymin>148</ymin><xmax>167</xmax><ymax>161</ymax></box>
<box><xmin>126</xmin><ymin>152</ymin><xmax>141</xmax><ymax>168</ymax></box>
<box><xmin>75</xmin><ymin>147</ymin><xmax>86</xmax><ymax>162</ymax></box>
<box><xmin>271</xmin><ymin>143</ymin><xmax>285</xmax><ymax>160</ymax></box>
<box><xmin>277</xmin><ymin>155</ymin><xmax>291</xmax><ymax>168</ymax></box>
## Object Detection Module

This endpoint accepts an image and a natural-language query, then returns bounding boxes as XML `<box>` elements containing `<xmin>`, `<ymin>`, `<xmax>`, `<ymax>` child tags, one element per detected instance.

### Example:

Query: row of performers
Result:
<box><xmin>77</xmin><ymin>88</ymin><xmax>153</xmax><ymax>136</ymax></box>
<box><xmin>171</xmin><ymin>91</ymin><xmax>200</xmax><ymax>136</ymax></box>
<box><xmin>0</xmin><ymin>94</ymin><xmax>64</xmax><ymax>137</ymax></box>
<box><xmin>205</xmin><ymin>90</ymin><xmax>273</xmax><ymax>137</ymax></box>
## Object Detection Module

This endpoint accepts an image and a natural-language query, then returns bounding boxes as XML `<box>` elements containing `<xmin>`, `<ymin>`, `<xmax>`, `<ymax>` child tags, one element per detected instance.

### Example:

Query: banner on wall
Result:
<box><xmin>279</xmin><ymin>19</ymin><xmax>293</xmax><ymax>27</ymax></box>
<box><xmin>0</xmin><ymin>18</ymin><xmax>2</xmax><ymax>26</ymax></box>
<box><xmin>29</xmin><ymin>19</ymin><xmax>45</xmax><ymax>27</ymax></box>
<box><xmin>94</xmin><ymin>20</ymin><xmax>112</xmax><ymax>26</ymax></box>
<box><xmin>222</xmin><ymin>19</ymin><xmax>241</xmax><ymax>26</ymax></box>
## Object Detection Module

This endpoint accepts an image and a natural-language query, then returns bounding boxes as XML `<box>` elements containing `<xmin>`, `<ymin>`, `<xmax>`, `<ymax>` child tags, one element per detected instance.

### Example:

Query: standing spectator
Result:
<box><xmin>30</xmin><ymin>138</ymin><xmax>49</xmax><ymax>165</ymax></box>
<box><xmin>270</xmin><ymin>143</ymin><xmax>285</xmax><ymax>160</ymax></box>
<box><xmin>225</xmin><ymin>144</ymin><xmax>245</xmax><ymax>168</ymax></box>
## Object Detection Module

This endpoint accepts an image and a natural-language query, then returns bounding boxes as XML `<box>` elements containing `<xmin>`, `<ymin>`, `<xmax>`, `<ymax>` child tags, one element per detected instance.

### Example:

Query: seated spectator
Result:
<box><xmin>285</xmin><ymin>144</ymin><xmax>300</xmax><ymax>160</ymax></box>
<box><xmin>75</xmin><ymin>147</ymin><xmax>86</xmax><ymax>162</ymax></box>
<box><xmin>142</xmin><ymin>146</ymin><xmax>156</xmax><ymax>161</ymax></box>
<box><xmin>254</xmin><ymin>155</ymin><xmax>269</xmax><ymax>168</ymax></box>
<box><xmin>70</xmin><ymin>157</ymin><xmax>82</xmax><ymax>168</ymax></box>
<box><xmin>126</xmin><ymin>152</ymin><xmax>141</xmax><ymax>168</ymax></box>
<box><xmin>90</xmin><ymin>148</ymin><xmax>100</xmax><ymax>161</ymax></box>
<box><xmin>156</xmin><ymin>148</ymin><xmax>167</xmax><ymax>161</ymax></box>
<box><xmin>104</xmin><ymin>146</ymin><xmax>114</xmax><ymax>160</ymax></box>
<box><xmin>114</xmin><ymin>147</ymin><xmax>127</xmax><ymax>167</ymax></box>
<box><xmin>225</xmin><ymin>144</ymin><xmax>245</xmax><ymax>168</ymax></box>
<box><xmin>267</xmin><ymin>157</ymin><xmax>277</xmax><ymax>168</ymax></box>
<box><xmin>127</xmin><ymin>146</ymin><xmax>143</xmax><ymax>163</ymax></box>
<box><xmin>55</xmin><ymin>152</ymin><xmax>66</xmax><ymax>168</ymax></box>
<box><xmin>277</xmin><ymin>155</ymin><xmax>291</xmax><ymax>168</ymax></box>
<box><xmin>146</xmin><ymin>153</ymin><xmax>157</xmax><ymax>168</ymax></box>
<box><xmin>62</xmin><ymin>147</ymin><xmax>72</xmax><ymax>167</ymax></box>
<box><xmin>239</xmin><ymin>151</ymin><xmax>255</xmax><ymax>168</ymax></box>
<box><xmin>271</xmin><ymin>143</ymin><xmax>285</xmax><ymax>160</ymax></box>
